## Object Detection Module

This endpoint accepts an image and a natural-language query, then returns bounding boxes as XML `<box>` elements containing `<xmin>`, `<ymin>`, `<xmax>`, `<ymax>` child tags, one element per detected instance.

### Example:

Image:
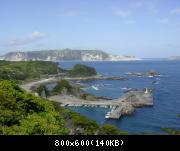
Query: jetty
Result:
<box><xmin>48</xmin><ymin>88</ymin><xmax>154</xmax><ymax>119</ymax></box>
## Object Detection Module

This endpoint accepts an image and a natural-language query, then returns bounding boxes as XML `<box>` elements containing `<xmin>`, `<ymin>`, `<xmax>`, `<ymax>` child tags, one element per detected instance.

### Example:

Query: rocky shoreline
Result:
<box><xmin>125</xmin><ymin>70</ymin><xmax>160</xmax><ymax>77</ymax></box>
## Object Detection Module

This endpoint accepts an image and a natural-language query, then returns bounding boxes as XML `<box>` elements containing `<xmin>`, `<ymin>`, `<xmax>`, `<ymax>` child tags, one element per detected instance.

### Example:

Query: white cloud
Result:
<box><xmin>159</xmin><ymin>18</ymin><xmax>170</xmax><ymax>24</ymax></box>
<box><xmin>170</xmin><ymin>8</ymin><xmax>180</xmax><ymax>14</ymax></box>
<box><xmin>4</xmin><ymin>31</ymin><xmax>45</xmax><ymax>47</ymax></box>
<box><xmin>30</xmin><ymin>32</ymin><xmax>45</xmax><ymax>39</ymax></box>
<box><xmin>61</xmin><ymin>11</ymin><xmax>79</xmax><ymax>17</ymax></box>
<box><xmin>115</xmin><ymin>10</ymin><xmax>131</xmax><ymax>17</ymax></box>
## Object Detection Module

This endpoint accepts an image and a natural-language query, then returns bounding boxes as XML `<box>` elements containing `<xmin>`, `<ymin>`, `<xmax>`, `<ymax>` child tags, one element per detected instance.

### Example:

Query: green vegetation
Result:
<box><xmin>98</xmin><ymin>124</ymin><xmax>128</xmax><ymax>135</ymax></box>
<box><xmin>0</xmin><ymin>61</ymin><xmax>98</xmax><ymax>81</ymax></box>
<box><xmin>53</xmin><ymin>104</ymin><xmax>98</xmax><ymax>135</ymax></box>
<box><xmin>0</xmin><ymin>80</ymin><xmax>68</xmax><ymax>135</ymax></box>
<box><xmin>178</xmin><ymin>114</ymin><xmax>180</xmax><ymax>118</ymax></box>
<box><xmin>53</xmin><ymin>79</ymin><xmax>73</xmax><ymax>94</ymax></box>
<box><xmin>36</xmin><ymin>79</ymin><xmax>97</xmax><ymax>100</ymax></box>
<box><xmin>0</xmin><ymin>80</ymin><xmax>127</xmax><ymax>135</ymax></box>
<box><xmin>36</xmin><ymin>85</ymin><xmax>49</xmax><ymax>98</ymax></box>
<box><xmin>68</xmin><ymin>64</ymin><xmax>97</xmax><ymax>77</ymax></box>
<box><xmin>0</xmin><ymin>60</ymin><xmax>64</xmax><ymax>81</ymax></box>
<box><xmin>80</xmin><ymin>93</ymin><xmax>97</xmax><ymax>101</ymax></box>
<box><xmin>162</xmin><ymin>128</ymin><xmax>180</xmax><ymax>135</ymax></box>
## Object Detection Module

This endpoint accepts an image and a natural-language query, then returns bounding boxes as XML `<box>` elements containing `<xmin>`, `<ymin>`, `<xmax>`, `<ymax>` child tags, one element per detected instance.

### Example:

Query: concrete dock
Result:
<box><xmin>48</xmin><ymin>89</ymin><xmax>154</xmax><ymax>119</ymax></box>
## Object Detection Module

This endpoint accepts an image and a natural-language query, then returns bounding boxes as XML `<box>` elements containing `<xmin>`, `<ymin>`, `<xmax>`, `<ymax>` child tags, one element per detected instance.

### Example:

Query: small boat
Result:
<box><xmin>105</xmin><ymin>115</ymin><xmax>110</xmax><ymax>119</ymax></box>
<box><xmin>91</xmin><ymin>86</ymin><xmax>99</xmax><ymax>90</ymax></box>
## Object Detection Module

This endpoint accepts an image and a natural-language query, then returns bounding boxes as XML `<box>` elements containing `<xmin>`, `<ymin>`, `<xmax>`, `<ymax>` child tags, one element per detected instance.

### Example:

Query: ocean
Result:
<box><xmin>58</xmin><ymin>60</ymin><xmax>180</xmax><ymax>134</ymax></box>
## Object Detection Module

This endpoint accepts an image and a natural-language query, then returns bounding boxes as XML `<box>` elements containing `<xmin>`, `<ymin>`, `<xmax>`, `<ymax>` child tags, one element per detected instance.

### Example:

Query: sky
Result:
<box><xmin>0</xmin><ymin>0</ymin><xmax>180</xmax><ymax>58</ymax></box>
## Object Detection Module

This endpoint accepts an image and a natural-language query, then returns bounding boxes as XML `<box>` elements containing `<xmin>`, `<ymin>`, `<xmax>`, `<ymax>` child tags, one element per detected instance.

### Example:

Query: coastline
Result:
<box><xmin>21</xmin><ymin>77</ymin><xmax>154</xmax><ymax>120</ymax></box>
<box><xmin>21</xmin><ymin>74</ymin><xmax>127</xmax><ymax>92</ymax></box>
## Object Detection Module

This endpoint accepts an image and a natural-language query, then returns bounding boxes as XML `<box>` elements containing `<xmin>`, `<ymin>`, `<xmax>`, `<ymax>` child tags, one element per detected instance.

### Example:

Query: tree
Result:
<box><xmin>68</xmin><ymin>64</ymin><xmax>97</xmax><ymax>77</ymax></box>
<box><xmin>53</xmin><ymin>80</ymin><xmax>72</xmax><ymax>94</ymax></box>
<box><xmin>36</xmin><ymin>85</ymin><xmax>49</xmax><ymax>98</ymax></box>
<box><xmin>98</xmin><ymin>124</ymin><xmax>128</xmax><ymax>135</ymax></box>
<box><xmin>0</xmin><ymin>80</ymin><xmax>69</xmax><ymax>135</ymax></box>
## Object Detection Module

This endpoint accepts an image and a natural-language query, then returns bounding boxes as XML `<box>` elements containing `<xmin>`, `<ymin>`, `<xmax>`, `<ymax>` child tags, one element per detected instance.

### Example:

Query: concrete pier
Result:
<box><xmin>48</xmin><ymin>89</ymin><xmax>154</xmax><ymax>119</ymax></box>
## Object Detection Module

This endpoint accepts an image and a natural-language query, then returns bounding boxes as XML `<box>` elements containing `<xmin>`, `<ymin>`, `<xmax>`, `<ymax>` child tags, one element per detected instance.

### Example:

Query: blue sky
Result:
<box><xmin>0</xmin><ymin>0</ymin><xmax>180</xmax><ymax>58</ymax></box>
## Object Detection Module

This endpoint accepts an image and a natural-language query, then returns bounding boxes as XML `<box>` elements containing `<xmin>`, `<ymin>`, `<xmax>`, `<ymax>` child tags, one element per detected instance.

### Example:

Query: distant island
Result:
<box><xmin>0</xmin><ymin>49</ymin><xmax>140</xmax><ymax>61</ymax></box>
<box><xmin>169</xmin><ymin>56</ymin><xmax>180</xmax><ymax>60</ymax></box>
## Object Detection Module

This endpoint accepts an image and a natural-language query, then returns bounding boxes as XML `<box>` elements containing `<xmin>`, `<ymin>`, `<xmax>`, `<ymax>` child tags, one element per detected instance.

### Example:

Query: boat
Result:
<box><xmin>105</xmin><ymin>115</ymin><xmax>110</xmax><ymax>119</ymax></box>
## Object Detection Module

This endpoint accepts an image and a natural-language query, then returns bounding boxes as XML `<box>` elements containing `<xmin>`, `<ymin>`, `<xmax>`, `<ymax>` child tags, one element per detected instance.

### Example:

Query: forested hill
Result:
<box><xmin>0</xmin><ymin>60</ymin><xmax>64</xmax><ymax>81</ymax></box>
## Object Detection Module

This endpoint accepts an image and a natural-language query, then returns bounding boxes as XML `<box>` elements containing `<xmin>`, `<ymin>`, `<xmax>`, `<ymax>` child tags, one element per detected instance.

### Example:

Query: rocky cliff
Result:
<box><xmin>0</xmin><ymin>49</ymin><xmax>140</xmax><ymax>61</ymax></box>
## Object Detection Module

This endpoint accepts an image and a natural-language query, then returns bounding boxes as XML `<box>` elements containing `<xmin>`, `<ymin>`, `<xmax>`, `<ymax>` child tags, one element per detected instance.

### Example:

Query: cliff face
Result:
<box><xmin>1</xmin><ymin>49</ymin><xmax>140</xmax><ymax>61</ymax></box>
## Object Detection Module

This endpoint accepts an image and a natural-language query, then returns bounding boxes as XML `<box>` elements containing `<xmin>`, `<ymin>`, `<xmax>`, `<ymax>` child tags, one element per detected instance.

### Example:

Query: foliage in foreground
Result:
<box><xmin>162</xmin><ymin>128</ymin><xmax>180</xmax><ymax>135</ymax></box>
<box><xmin>98</xmin><ymin>124</ymin><xmax>128</xmax><ymax>135</ymax></box>
<box><xmin>0</xmin><ymin>80</ymin><xmax>68</xmax><ymax>135</ymax></box>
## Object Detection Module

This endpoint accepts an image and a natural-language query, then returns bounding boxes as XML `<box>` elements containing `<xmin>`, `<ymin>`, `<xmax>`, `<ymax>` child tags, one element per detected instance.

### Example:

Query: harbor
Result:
<box><xmin>48</xmin><ymin>88</ymin><xmax>154</xmax><ymax>119</ymax></box>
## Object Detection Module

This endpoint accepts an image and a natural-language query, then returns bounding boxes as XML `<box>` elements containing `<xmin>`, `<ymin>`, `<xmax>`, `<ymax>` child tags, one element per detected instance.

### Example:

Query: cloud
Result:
<box><xmin>4</xmin><ymin>32</ymin><xmax>45</xmax><ymax>47</ymax></box>
<box><xmin>159</xmin><ymin>18</ymin><xmax>170</xmax><ymax>24</ymax></box>
<box><xmin>61</xmin><ymin>11</ymin><xmax>79</xmax><ymax>17</ymax></box>
<box><xmin>170</xmin><ymin>8</ymin><xmax>180</xmax><ymax>14</ymax></box>
<box><xmin>115</xmin><ymin>10</ymin><xmax>131</xmax><ymax>17</ymax></box>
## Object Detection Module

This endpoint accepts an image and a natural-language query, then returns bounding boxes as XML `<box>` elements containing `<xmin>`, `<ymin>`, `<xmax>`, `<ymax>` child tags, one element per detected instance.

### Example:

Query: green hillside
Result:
<box><xmin>0</xmin><ymin>60</ymin><xmax>64</xmax><ymax>81</ymax></box>
<box><xmin>68</xmin><ymin>64</ymin><xmax>97</xmax><ymax>77</ymax></box>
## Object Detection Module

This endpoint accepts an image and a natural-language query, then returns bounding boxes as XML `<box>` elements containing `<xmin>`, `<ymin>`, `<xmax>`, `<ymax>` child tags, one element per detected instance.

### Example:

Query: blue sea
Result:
<box><xmin>58</xmin><ymin>61</ymin><xmax>180</xmax><ymax>134</ymax></box>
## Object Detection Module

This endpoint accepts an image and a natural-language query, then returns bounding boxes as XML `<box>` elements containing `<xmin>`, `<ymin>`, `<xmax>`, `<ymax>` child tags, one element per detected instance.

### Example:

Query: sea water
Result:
<box><xmin>58</xmin><ymin>60</ymin><xmax>180</xmax><ymax>134</ymax></box>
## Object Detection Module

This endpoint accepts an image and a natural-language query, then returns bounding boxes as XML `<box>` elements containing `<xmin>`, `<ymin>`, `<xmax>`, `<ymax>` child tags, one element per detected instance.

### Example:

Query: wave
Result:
<box><xmin>91</xmin><ymin>85</ymin><xmax>99</xmax><ymax>90</ymax></box>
